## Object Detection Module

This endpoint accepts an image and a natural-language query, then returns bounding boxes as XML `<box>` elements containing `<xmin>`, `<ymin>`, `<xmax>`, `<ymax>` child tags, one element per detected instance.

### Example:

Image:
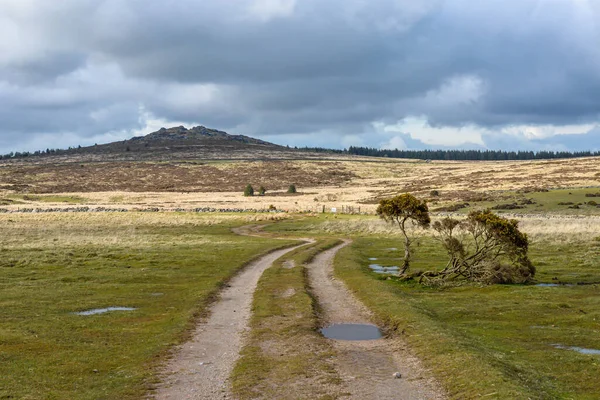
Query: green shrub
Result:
<box><xmin>287</xmin><ymin>184</ymin><xmax>297</xmax><ymax>194</ymax></box>
<box><xmin>244</xmin><ymin>184</ymin><xmax>254</xmax><ymax>197</ymax></box>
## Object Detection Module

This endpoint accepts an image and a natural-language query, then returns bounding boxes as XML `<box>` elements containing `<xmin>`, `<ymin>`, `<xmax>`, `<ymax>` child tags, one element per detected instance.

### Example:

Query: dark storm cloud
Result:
<box><xmin>0</xmin><ymin>0</ymin><xmax>599</xmax><ymax>153</ymax></box>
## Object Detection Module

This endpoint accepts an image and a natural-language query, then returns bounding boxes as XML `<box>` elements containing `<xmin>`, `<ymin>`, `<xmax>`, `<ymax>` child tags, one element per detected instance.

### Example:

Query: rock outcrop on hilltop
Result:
<box><xmin>138</xmin><ymin>126</ymin><xmax>273</xmax><ymax>146</ymax></box>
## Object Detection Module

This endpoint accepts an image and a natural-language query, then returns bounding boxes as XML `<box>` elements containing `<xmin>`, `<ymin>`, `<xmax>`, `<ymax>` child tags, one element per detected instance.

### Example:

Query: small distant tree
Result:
<box><xmin>126</xmin><ymin>146</ymin><xmax>131</xmax><ymax>152</ymax></box>
<box><xmin>431</xmin><ymin>209</ymin><xmax>534</xmax><ymax>284</ymax></box>
<box><xmin>258</xmin><ymin>186</ymin><xmax>266</xmax><ymax>196</ymax></box>
<box><xmin>244</xmin><ymin>184</ymin><xmax>254</xmax><ymax>197</ymax></box>
<box><xmin>376</xmin><ymin>194</ymin><xmax>430</xmax><ymax>273</ymax></box>
<box><xmin>287</xmin><ymin>184</ymin><xmax>297</xmax><ymax>194</ymax></box>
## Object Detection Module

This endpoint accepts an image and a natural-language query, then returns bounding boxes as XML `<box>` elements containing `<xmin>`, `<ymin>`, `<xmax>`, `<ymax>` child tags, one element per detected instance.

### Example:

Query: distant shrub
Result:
<box><xmin>244</xmin><ymin>184</ymin><xmax>254</xmax><ymax>197</ymax></box>
<box><xmin>558</xmin><ymin>202</ymin><xmax>574</xmax><ymax>205</ymax></box>
<box><xmin>589</xmin><ymin>201</ymin><xmax>598</xmax><ymax>206</ymax></box>
<box><xmin>464</xmin><ymin>194</ymin><xmax>490</xmax><ymax>202</ymax></box>
<box><xmin>268</xmin><ymin>204</ymin><xmax>277</xmax><ymax>211</ymax></box>
<box><xmin>517</xmin><ymin>187</ymin><xmax>549</xmax><ymax>193</ymax></box>
<box><xmin>585</xmin><ymin>193</ymin><xmax>600</xmax><ymax>198</ymax></box>
<box><xmin>433</xmin><ymin>203</ymin><xmax>469</xmax><ymax>212</ymax></box>
<box><xmin>430</xmin><ymin>190</ymin><xmax>440</xmax><ymax>196</ymax></box>
<box><xmin>519</xmin><ymin>198</ymin><xmax>536</xmax><ymax>205</ymax></box>
<box><xmin>492</xmin><ymin>203</ymin><xmax>525</xmax><ymax>210</ymax></box>
<box><xmin>287</xmin><ymin>184</ymin><xmax>297</xmax><ymax>194</ymax></box>
<box><xmin>568</xmin><ymin>204</ymin><xmax>580</xmax><ymax>209</ymax></box>
<box><xmin>258</xmin><ymin>186</ymin><xmax>266</xmax><ymax>196</ymax></box>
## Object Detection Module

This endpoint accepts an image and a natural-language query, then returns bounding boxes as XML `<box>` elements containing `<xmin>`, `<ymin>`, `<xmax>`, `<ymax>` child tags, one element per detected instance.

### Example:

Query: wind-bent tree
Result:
<box><xmin>432</xmin><ymin>209</ymin><xmax>535</xmax><ymax>284</ymax></box>
<box><xmin>376</xmin><ymin>194</ymin><xmax>430</xmax><ymax>273</ymax></box>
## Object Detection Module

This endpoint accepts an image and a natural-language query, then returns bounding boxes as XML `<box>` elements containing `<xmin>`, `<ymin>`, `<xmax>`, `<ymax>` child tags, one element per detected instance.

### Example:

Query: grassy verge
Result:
<box><xmin>232</xmin><ymin>239</ymin><xmax>344</xmax><ymax>400</ymax></box>
<box><xmin>0</xmin><ymin>213</ymin><xmax>296</xmax><ymax>399</ymax></box>
<box><xmin>334</xmin><ymin>236</ymin><xmax>600</xmax><ymax>399</ymax></box>
<box><xmin>7</xmin><ymin>194</ymin><xmax>88</xmax><ymax>204</ymax></box>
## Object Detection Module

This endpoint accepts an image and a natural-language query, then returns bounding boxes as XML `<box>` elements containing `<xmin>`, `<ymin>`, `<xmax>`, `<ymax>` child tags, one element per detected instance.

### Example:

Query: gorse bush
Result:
<box><xmin>430</xmin><ymin>210</ymin><xmax>535</xmax><ymax>285</ymax></box>
<box><xmin>244</xmin><ymin>184</ymin><xmax>254</xmax><ymax>197</ymax></box>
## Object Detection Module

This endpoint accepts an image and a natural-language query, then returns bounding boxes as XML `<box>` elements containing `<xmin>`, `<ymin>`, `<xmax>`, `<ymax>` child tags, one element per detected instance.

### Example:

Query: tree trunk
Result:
<box><xmin>400</xmin><ymin>218</ymin><xmax>411</xmax><ymax>274</ymax></box>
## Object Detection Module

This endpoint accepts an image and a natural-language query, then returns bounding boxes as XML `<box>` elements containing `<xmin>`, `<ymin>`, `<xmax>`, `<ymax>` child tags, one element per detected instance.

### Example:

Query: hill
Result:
<box><xmin>0</xmin><ymin>126</ymin><xmax>316</xmax><ymax>164</ymax></box>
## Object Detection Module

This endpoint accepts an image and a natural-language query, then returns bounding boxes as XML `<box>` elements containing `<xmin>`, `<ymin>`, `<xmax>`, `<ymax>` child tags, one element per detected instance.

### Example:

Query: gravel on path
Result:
<box><xmin>152</xmin><ymin>242</ymin><xmax>306</xmax><ymax>399</ymax></box>
<box><xmin>306</xmin><ymin>241</ymin><xmax>447</xmax><ymax>400</ymax></box>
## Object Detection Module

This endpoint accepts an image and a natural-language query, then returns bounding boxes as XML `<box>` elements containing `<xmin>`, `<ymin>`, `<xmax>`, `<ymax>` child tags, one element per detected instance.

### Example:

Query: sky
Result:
<box><xmin>1</xmin><ymin>0</ymin><xmax>600</xmax><ymax>153</ymax></box>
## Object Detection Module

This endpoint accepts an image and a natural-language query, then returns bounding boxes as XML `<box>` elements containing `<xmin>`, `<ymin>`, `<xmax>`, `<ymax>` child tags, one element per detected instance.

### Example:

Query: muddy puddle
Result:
<box><xmin>553</xmin><ymin>344</ymin><xmax>600</xmax><ymax>355</ymax></box>
<box><xmin>321</xmin><ymin>323</ymin><xmax>383</xmax><ymax>341</ymax></box>
<box><xmin>369</xmin><ymin>264</ymin><xmax>399</xmax><ymax>274</ymax></box>
<box><xmin>75</xmin><ymin>307</ymin><xmax>137</xmax><ymax>316</ymax></box>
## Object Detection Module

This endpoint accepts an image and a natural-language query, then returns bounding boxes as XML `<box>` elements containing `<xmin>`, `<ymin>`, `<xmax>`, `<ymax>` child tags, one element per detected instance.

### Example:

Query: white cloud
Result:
<box><xmin>245</xmin><ymin>0</ymin><xmax>296</xmax><ymax>21</ymax></box>
<box><xmin>380</xmin><ymin>136</ymin><xmax>407</xmax><ymax>150</ymax></box>
<box><xmin>381</xmin><ymin>117</ymin><xmax>485</xmax><ymax>146</ymax></box>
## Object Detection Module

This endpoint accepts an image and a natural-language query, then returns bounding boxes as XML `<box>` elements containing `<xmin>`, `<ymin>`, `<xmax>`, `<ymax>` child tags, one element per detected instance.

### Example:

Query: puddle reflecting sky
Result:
<box><xmin>321</xmin><ymin>323</ymin><xmax>383</xmax><ymax>341</ymax></box>
<box><xmin>553</xmin><ymin>344</ymin><xmax>600</xmax><ymax>355</ymax></box>
<box><xmin>75</xmin><ymin>307</ymin><xmax>137</xmax><ymax>316</ymax></box>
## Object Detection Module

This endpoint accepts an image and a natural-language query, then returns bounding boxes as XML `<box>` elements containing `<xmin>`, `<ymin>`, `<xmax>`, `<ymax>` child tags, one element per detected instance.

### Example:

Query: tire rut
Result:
<box><xmin>306</xmin><ymin>241</ymin><xmax>446</xmax><ymax>400</ymax></box>
<box><xmin>152</xmin><ymin>242</ymin><xmax>306</xmax><ymax>399</ymax></box>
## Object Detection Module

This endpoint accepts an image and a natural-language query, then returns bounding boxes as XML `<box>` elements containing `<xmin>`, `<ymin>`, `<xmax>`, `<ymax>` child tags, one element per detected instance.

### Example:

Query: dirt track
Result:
<box><xmin>306</xmin><ymin>241</ymin><xmax>446</xmax><ymax>399</ymax></box>
<box><xmin>153</xmin><ymin>227</ymin><xmax>444</xmax><ymax>399</ymax></box>
<box><xmin>152</xmin><ymin>242</ymin><xmax>306</xmax><ymax>399</ymax></box>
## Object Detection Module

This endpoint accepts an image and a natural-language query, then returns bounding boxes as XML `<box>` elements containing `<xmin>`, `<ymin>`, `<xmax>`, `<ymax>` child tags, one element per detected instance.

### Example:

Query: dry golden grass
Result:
<box><xmin>518</xmin><ymin>216</ymin><xmax>600</xmax><ymax>241</ymax></box>
<box><xmin>0</xmin><ymin>212</ymin><xmax>291</xmax><ymax>250</ymax></box>
<box><xmin>1</xmin><ymin>156</ymin><xmax>599</xmax><ymax>214</ymax></box>
<box><xmin>294</xmin><ymin>215</ymin><xmax>600</xmax><ymax>243</ymax></box>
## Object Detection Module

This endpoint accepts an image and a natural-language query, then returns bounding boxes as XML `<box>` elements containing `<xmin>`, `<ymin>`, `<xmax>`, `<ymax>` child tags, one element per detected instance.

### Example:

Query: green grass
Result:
<box><xmin>0</xmin><ymin>198</ymin><xmax>25</xmax><ymax>205</ymax></box>
<box><xmin>333</xmin><ymin>236</ymin><xmax>600</xmax><ymax>399</ymax></box>
<box><xmin>232</xmin><ymin>239</ymin><xmax>344</xmax><ymax>399</ymax></box>
<box><xmin>445</xmin><ymin>187</ymin><xmax>600</xmax><ymax>216</ymax></box>
<box><xmin>0</xmin><ymin>214</ymin><xmax>296</xmax><ymax>399</ymax></box>
<box><xmin>7</xmin><ymin>194</ymin><xmax>88</xmax><ymax>204</ymax></box>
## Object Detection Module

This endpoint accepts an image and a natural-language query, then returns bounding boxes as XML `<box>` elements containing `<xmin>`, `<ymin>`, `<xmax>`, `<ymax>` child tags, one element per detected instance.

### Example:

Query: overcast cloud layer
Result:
<box><xmin>1</xmin><ymin>0</ymin><xmax>600</xmax><ymax>153</ymax></box>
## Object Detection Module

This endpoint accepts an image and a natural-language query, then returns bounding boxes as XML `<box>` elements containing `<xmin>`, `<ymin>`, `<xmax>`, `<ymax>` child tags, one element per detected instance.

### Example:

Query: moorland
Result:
<box><xmin>1</xmin><ymin>127</ymin><xmax>599</xmax><ymax>399</ymax></box>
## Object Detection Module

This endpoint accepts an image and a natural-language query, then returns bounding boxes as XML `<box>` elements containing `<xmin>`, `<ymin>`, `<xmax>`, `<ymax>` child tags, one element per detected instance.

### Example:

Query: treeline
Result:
<box><xmin>346</xmin><ymin>147</ymin><xmax>600</xmax><ymax>161</ymax></box>
<box><xmin>3</xmin><ymin>143</ymin><xmax>600</xmax><ymax>161</ymax></box>
<box><xmin>0</xmin><ymin>146</ymin><xmax>87</xmax><ymax>160</ymax></box>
